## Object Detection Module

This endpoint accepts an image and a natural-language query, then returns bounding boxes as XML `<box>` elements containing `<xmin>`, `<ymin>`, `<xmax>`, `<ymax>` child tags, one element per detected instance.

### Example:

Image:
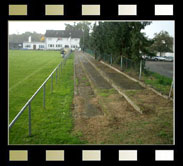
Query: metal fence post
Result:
<box><xmin>169</xmin><ymin>81</ymin><xmax>173</xmax><ymax>98</ymax></box>
<box><xmin>56</xmin><ymin>69</ymin><xmax>57</xmax><ymax>84</ymax></box>
<box><xmin>60</xmin><ymin>62</ymin><xmax>62</xmax><ymax>73</ymax></box>
<box><xmin>51</xmin><ymin>75</ymin><xmax>53</xmax><ymax>93</ymax></box>
<box><xmin>43</xmin><ymin>84</ymin><xmax>45</xmax><ymax>109</ymax></box>
<box><xmin>58</xmin><ymin>64</ymin><xmax>60</xmax><ymax>79</ymax></box>
<box><xmin>139</xmin><ymin>60</ymin><xmax>142</xmax><ymax>80</ymax></box>
<box><xmin>28</xmin><ymin>102</ymin><xmax>31</xmax><ymax>136</ymax></box>
<box><xmin>121</xmin><ymin>56</ymin><xmax>123</xmax><ymax>69</ymax></box>
<box><xmin>61</xmin><ymin>62</ymin><xmax>62</xmax><ymax>72</ymax></box>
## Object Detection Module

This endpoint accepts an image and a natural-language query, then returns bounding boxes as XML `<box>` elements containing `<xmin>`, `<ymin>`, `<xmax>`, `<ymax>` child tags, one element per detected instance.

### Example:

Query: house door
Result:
<box><xmin>33</xmin><ymin>45</ymin><xmax>36</xmax><ymax>50</ymax></box>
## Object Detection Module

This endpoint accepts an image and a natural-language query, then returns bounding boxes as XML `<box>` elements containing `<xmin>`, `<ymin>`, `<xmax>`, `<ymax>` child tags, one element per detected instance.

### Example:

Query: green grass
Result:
<box><xmin>75</xmin><ymin>78</ymin><xmax>79</xmax><ymax>86</ymax></box>
<box><xmin>98</xmin><ymin>89</ymin><xmax>116</xmax><ymax>97</ymax></box>
<box><xmin>9</xmin><ymin>50</ymin><xmax>83</xmax><ymax>144</ymax></box>
<box><xmin>142</xmin><ymin>70</ymin><xmax>172</xmax><ymax>95</ymax></box>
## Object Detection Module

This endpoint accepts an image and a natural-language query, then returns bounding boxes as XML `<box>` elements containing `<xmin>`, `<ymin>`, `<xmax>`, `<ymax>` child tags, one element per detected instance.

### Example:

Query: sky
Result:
<box><xmin>9</xmin><ymin>21</ymin><xmax>174</xmax><ymax>39</ymax></box>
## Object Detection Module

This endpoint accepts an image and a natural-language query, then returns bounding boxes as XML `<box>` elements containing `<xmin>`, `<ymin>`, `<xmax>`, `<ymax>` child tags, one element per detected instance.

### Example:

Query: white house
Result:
<box><xmin>44</xmin><ymin>30</ymin><xmax>82</xmax><ymax>50</ymax></box>
<box><xmin>23</xmin><ymin>30</ymin><xmax>83</xmax><ymax>50</ymax></box>
<box><xmin>23</xmin><ymin>42</ymin><xmax>45</xmax><ymax>50</ymax></box>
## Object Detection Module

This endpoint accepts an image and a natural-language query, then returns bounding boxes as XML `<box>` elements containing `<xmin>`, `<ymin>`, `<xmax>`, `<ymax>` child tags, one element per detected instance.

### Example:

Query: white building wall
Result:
<box><xmin>157</xmin><ymin>52</ymin><xmax>174</xmax><ymax>57</ymax></box>
<box><xmin>23</xmin><ymin>42</ymin><xmax>45</xmax><ymax>50</ymax></box>
<box><xmin>23</xmin><ymin>42</ymin><xmax>33</xmax><ymax>49</ymax></box>
<box><xmin>23</xmin><ymin>37</ymin><xmax>80</xmax><ymax>50</ymax></box>
<box><xmin>45</xmin><ymin>37</ymin><xmax>80</xmax><ymax>50</ymax></box>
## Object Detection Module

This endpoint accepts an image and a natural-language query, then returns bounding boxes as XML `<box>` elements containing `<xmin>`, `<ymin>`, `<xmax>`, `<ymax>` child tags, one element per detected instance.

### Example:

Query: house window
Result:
<box><xmin>25</xmin><ymin>45</ymin><xmax>31</xmax><ymax>48</ymax></box>
<box><xmin>56</xmin><ymin>44</ymin><xmax>62</xmax><ymax>48</ymax></box>
<box><xmin>48</xmin><ymin>44</ymin><xmax>54</xmax><ymax>48</ymax></box>
<box><xmin>39</xmin><ymin>45</ymin><xmax>44</xmax><ymax>48</ymax></box>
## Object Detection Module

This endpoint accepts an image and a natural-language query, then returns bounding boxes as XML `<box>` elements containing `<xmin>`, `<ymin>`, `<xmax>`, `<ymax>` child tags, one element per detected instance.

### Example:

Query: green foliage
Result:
<box><xmin>88</xmin><ymin>22</ymin><xmax>154</xmax><ymax>63</ymax></box>
<box><xmin>64</xmin><ymin>21</ymin><xmax>155</xmax><ymax>63</ymax></box>
<box><xmin>143</xmin><ymin>70</ymin><xmax>172</xmax><ymax>95</ymax></box>
<box><xmin>150</xmin><ymin>31</ymin><xmax>173</xmax><ymax>55</ymax></box>
<box><xmin>65</xmin><ymin>22</ymin><xmax>92</xmax><ymax>50</ymax></box>
<box><xmin>9</xmin><ymin>31</ymin><xmax>44</xmax><ymax>43</ymax></box>
<box><xmin>98</xmin><ymin>89</ymin><xmax>116</xmax><ymax>97</ymax></box>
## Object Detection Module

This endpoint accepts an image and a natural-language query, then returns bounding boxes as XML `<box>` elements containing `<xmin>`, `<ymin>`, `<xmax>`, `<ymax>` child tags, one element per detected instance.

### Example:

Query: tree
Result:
<box><xmin>64</xmin><ymin>22</ymin><xmax>92</xmax><ymax>50</ymax></box>
<box><xmin>89</xmin><ymin>22</ymin><xmax>154</xmax><ymax>63</ymax></box>
<box><xmin>150</xmin><ymin>31</ymin><xmax>173</xmax><ymax>56</ymax></box>
<box><xmin>9</xmin><ymin>31</ymin><xmax>44</xmax><ymax>43</ymax></box>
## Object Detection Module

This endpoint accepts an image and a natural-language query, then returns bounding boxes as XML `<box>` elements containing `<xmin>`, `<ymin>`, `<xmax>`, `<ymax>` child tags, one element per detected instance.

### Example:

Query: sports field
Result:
<box><xmin>9</xmin><ymin>50</ymin><xmax>83</xmax><ymax>144</ymax></box>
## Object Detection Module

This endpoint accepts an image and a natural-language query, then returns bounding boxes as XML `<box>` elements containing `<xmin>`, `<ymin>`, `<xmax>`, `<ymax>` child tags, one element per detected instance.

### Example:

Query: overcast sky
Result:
<box><xmin>9</xmin><ymin>21</ymin><xmax>174</xmax><ymax>39</ymax></box>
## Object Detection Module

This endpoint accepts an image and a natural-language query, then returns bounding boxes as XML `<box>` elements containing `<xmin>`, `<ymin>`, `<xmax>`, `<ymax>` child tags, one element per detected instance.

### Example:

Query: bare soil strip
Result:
<box><xmin>73</xmin><ymin>51</ymin><xmax>173</xmax><ymax>144</ymax></box>
<box><xmin>83</xmin><ymin>52</ymin><xmax>173</xmax><ymax>114</ymax></box>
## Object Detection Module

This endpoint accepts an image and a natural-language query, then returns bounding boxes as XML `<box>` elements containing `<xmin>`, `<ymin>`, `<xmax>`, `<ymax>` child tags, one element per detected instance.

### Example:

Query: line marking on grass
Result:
<box><xmin>9</xmin><ymin>58</ymin><xmax>61</xmax><ymax>92</ymax></box>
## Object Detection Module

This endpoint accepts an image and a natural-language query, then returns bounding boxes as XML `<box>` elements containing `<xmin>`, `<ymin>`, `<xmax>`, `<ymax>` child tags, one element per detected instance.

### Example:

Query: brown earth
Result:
<box><xmin>72</xmin><ymin>51</ymin><xmax>173</xmax><ymax>144</ymax></box>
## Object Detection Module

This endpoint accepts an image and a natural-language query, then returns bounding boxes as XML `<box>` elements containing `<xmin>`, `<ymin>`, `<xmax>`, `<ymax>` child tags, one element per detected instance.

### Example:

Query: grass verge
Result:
<box><xmin>142</xmin><ymin>70</ymin><xmax>172</xmax><ymax>95</ymax></box>
<box><xmin>9</xmin><ymin>51</ymin><xmax>83</xmax><ymax>144</ymax></box>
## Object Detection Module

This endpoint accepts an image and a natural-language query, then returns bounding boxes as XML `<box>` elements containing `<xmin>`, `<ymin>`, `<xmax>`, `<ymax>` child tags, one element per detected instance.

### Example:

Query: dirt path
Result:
<box><xmin>84</xmin><ymin>52</ymin><xmax>173</xmax><ymax>114</ymax></box>
<box><xmin>72</xmin><ymin>51</ymin><xmax>173</xmax><ymax>144</ymax></box>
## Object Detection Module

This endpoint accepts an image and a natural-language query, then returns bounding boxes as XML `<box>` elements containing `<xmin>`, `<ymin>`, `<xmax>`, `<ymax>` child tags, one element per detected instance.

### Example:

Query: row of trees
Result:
<box><xmin>65</xmin><ymin>22</ymin><xmax>173</xmax><ymax>63</ymax></box>
<box><xmin>88</xmin><ymin>22</ymin><xmax>154</xmax><ymax>63</ymax></box>
<box><xmin>9</xmin><ymin>32</ymin><xmax>44</xmax><ymax>43</ymax></box>
<box><xmin>150</xmin><ymin>31</ymin><xmax>173</xmax><ymax>56</ymax></box>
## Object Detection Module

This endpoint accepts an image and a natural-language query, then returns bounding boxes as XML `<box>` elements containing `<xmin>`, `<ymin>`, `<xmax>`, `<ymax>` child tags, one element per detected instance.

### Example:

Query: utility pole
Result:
<box><xmin>83</xmin><ymin>27</ymin><xmax>85</xmax><ymax>52</ymax></box>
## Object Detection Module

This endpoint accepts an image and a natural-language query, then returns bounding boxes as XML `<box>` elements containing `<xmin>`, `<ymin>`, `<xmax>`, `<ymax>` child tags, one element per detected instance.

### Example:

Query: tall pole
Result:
<box><xmin>139</xmin><ymin>60</ymin><xmax>142</xmax><ymax>80</ymax></box>
<box><xmin>69</xmin><ymin>32</ymin><xmax>71</xmax><ymax>50</ymax></box>
<box><xmin>83</xmin><ymin>28</ymin><xmax>84</xmax><ymax>52</ymax></box>
<box><xmin>43</xmin><ymin>84</ymin><xmax>45</xmax><ymax>109</ymax></box>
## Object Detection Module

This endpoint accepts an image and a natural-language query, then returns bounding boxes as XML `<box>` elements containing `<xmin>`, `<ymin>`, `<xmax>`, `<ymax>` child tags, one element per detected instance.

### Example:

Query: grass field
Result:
<box><xmin>9</xmin><ymin>50</ymin><xmax>83</xmax><ymax>144</ymax></box>
<box><xmin>142</xmin><ymin>70</ymin><xmax>172</xmax><ymax>95</ymax></box>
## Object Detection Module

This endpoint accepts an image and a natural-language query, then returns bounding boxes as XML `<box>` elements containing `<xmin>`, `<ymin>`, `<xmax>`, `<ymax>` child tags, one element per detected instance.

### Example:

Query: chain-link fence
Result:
<box><xmin>84</xmin><ymin>49</ymin><xmax>95</xmax><ymax>57</ymax></box>
<box><xmin>84</xmin><ymin>49</ymin><xmax>173</xmax><ymax>97</ymax></box>
<box><xmin>96</xmin><ymin>53</ymin><xmax>144</xmax><ymax>80</ymax></box>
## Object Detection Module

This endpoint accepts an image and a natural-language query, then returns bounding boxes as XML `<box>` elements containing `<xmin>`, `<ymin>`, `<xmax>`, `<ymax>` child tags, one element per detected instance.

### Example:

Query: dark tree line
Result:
<box><xmin>9</xmin><ymin>32</ymin><xmax>44</xmax><ymax>43</ymax></box>
<box><xmin>150</xmin><ymin>31</ymin><xmax>173</xmax><ymax>56</ymax></box>
<box><xmin>66</xmin><ymin>21</ymin><xmax>173</xmax><ymax>64</ymax></box>
<box><xmin>88</xmin><ymin>22</ymin><xmax>155</xmax><ymax>63</ymax></box>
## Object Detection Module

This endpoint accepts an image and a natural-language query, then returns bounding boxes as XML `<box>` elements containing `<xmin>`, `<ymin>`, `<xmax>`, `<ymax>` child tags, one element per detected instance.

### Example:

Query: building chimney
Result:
<box><xmin>28</xmin><ymin>36</ymin><xmax>31</xmax><ymax>43</ymax></box>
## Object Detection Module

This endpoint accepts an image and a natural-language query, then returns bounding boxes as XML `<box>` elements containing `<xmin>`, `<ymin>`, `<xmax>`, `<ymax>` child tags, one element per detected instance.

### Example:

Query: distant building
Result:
<box><xmin>22</xmin><ymin>30</ymin><xmax>83</xmax><ymax>50</ymax></box>
<box><xmin>23</xmin><ymin>42</ymin><xmax>45</xmax><ymax>50</ymax></box>
<box><xmin>157</xmin><ymin>52</ymin><xmax>174</xmax><ymax>57</ymax></box>
<box><xmin>45</xmin><ymin>30</ymin><xmax>82</xmax><ymax>50</ymax></box>
<box><xmin>22</xmin><ymin>36</ymin><xmax>45</xmax><ymax>50</ymax></box>
<box><xmin>9</xmin><ymin>42</ymin><xmax>23</xmax><ymax>50</ymax></box>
